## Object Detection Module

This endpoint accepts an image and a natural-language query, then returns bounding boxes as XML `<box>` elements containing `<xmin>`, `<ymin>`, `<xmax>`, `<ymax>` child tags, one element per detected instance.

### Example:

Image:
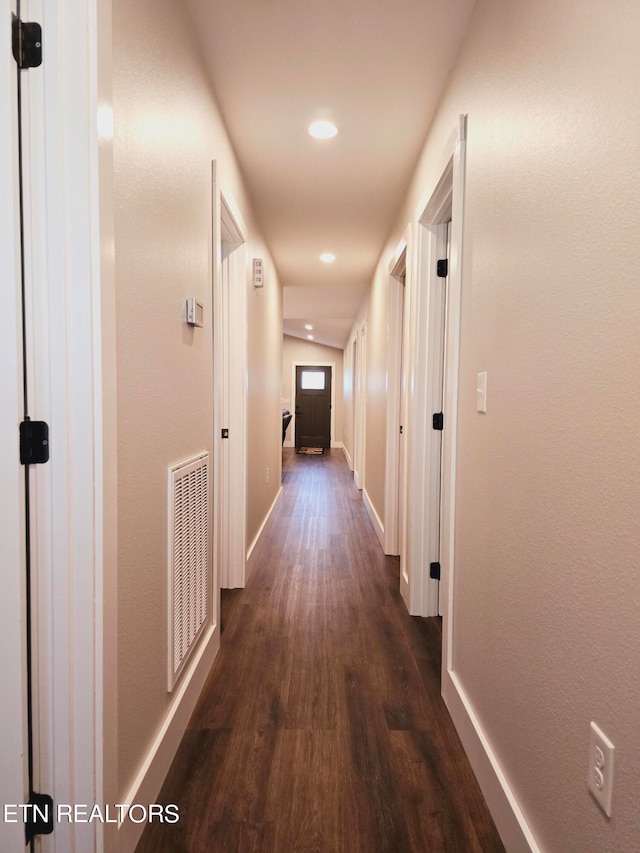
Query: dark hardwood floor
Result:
<box><xmin>136</xmin><ymin>449</ymin><xmax>505</xmax><ymax>853</ymax></box>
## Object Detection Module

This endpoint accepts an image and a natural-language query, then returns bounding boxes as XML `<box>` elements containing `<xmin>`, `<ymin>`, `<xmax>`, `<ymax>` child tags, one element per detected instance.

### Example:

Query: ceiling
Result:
<box><xmin>185</xmin><ymin>0</ymin><xmax>477</xmax><ymax>349</ymax></box>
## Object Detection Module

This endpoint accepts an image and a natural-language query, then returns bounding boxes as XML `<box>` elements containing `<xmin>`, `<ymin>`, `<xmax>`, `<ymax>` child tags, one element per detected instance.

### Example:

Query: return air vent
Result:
<box><xmin>168</xmin><ymin>452</ymin><xmax>210</xmax><ymax>691</ymax></box>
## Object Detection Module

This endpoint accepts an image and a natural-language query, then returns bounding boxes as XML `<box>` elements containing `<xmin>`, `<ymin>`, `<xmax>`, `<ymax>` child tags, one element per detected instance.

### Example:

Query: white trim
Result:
<box><xmin>384</xmin><ymin>227</ymin><xmax>411</xmax><ymax>556</ymax></box>
<box><xmin>212</xmin><ymin>166</ymin><xmax>248</xmax><ymax>590</ymax></box>
<box><xmin>402</xmin><ymin>116</ymin><xmax>466</xmax><ymax>621</ymax></box>
<box><xmin>439</xmin><ymin>115</ymin><xmax>467</xmax><ymax>675</ymax></box>
<box><xmin>342</xmin><ymin>443</ymin><xmax>353</xmax><ymax>470</ymax></box>
<box><xmin>246</xmin><ymin>485</ymin><xmax>283</xmax><ymax>564</ymax></box>
<box><xmin>353</xmin><ymin>322</ymin><xmax>367</xmax><ymax>490</ymax></box>
<box><xmin>290</xmin><ymin>361</ymin><xmax>336</xmax><ymax>449</ymax></box>
<box><xmin>12</xmin><ymin>2</ymin><xmax>115</xmax><ymax>850</ymax></box>
<box><xmin>0</xmin><ymin>5</ymin><xmax>29</xmax><ymax>849</ymax></box>
<box><xmin>443</xmin><ymin>671</ymin><xmax>541</xmax><ymax>853</ymax></box>
<box><xmin>117</xmin><ymin>627</ymin><xmax>219</xmax><ymax>853</ymax></box>
<box><xmin>363</xmin><ymin>488</ymin><xmax>384</xmax><ymax>549</ymax></box>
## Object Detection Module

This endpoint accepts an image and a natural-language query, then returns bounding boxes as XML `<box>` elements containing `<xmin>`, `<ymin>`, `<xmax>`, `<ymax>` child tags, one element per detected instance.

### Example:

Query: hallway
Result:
<box><xmin>136</xmin><ymin>449</ymin><xmax>504</xmax><ymax>852</ymax></box>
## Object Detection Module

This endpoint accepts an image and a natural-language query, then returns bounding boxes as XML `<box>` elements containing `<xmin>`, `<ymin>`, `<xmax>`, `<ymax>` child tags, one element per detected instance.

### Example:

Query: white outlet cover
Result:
<box><xmin>588</xmin><ymin>721</ymin><xmax>615</xmax><ymax>817</ymax></box>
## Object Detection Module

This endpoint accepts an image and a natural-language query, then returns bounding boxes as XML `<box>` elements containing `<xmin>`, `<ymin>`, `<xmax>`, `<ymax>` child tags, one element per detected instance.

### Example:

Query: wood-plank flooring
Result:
<box><xmin>136</xmin><ymin>449</ymin><xmax>505</xmax><ymax>852</ymax></box>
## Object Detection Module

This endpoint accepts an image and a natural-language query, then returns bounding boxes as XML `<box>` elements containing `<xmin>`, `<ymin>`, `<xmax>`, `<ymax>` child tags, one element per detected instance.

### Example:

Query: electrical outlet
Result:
<box><xmin>588</xmin><ymin>721</ymin><xmax>615</xmax><ymax>817</ymax></box>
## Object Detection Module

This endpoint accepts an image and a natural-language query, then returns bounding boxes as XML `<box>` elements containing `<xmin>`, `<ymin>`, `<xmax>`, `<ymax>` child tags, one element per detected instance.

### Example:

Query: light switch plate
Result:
<box><xmin>186</xmin><ymin>298</ymin><xmax>203</xmax><ymax>327</ymax></box>
<box><xmin>253</xmin><ymin>258</ymin><xmax>264</xmax><ymax>288</ymax></box>
<box><xmin>476</xmin><ymin>371</ymin><xmax>487</xmax><ymax>412</ymax></box>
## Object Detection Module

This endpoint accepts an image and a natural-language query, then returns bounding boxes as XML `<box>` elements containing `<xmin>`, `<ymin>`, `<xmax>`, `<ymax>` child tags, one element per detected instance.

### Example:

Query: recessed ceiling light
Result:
<box><xmin>308</xmin><ymin>120</ymin><xmax>338</xmax><ymax>140</ymax></box>
<box><xmin>305</xmin><ymin>324</ymin><xmax>314</xmax><ymax>330</ymax></box>
<box><xmin>320</xmin><ymin>252</ymin><xmax>336</xmax><ymax>263</ymax></box>
<box><xmin>307</xmin><ymin>335</ymin><xmax>314</xmax><ymax>340</ymax></box>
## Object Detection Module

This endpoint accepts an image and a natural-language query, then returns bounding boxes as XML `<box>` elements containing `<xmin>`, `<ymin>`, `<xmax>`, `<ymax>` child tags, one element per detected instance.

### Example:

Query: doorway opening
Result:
<box><xmin>213</xmin><ymin>164</ymin><xmax>248</xmax><ymax>590</ymax></box>
<box><xmin>291</xmin><ymin>362</ymin><xmax>335</xmax><ymax>453</ymax></box>
<box><xmin>353</xmin><ymin>322</ymin><xmax>367</xmax><ymax>489</ymax></box>
<box><xmin>385</xmin><ymin>229</ymin><xmax>411</xmax><ymax>558</ymax></box>
<box><xmin>401</xmin><ymin>117</ymin><xmax>466</xmax><ymax>691</ymax></box>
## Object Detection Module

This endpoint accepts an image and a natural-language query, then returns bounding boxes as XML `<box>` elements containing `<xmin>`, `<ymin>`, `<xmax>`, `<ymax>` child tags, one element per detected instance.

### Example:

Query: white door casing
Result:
<box><xmin>212</xmin><ymin>165</ymin><xmax>248</xmax><ymax>590</ymax></box>
<box><xmin>353</xmin><ymin>321</ymin><xmax>367</xmax><ymax>490</ymax></box>
<box><xmin>402</xmin><ymin>116</ymin><xmax>466</xmax><ymax>653</ymax></box>
<box><xmin>1</xmin><ymin>2</ymin><xmax>117</xmax><ymax>851</ymax></box>
<box><xmin>385</xmin><ymin>227</ymin><xmax>411</xmax><ymax>557</ymax></box>
<box><xmin>0</xmin><ymin>4</ymin><xmax>30</xmax><ymax>850</ymax></box>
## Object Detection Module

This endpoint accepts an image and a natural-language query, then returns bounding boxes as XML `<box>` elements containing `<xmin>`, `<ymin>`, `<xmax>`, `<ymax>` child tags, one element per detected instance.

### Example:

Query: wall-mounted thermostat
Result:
<box><xmin>253</xmin><ymin>258</ymin><xmax>264</xmax><ymax>288</ymax></box>
<box><xmin>186</xmin><ymin>298</ymin><xmax>204</xmax><ymax>327</ymax></box>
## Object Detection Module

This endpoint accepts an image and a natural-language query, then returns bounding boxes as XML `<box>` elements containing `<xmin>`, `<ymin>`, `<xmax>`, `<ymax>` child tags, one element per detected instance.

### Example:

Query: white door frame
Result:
<box><xmin>353</xmin><ymin>321</ymin><xmax>367</xmax><ymax>490</ymax></box>
<box><xmin>384</xmin><ymin>227</ymin><xmax>411</xmax><ymax>556</ymax></box>
<box><xmin>343</xmin><ymin>334</ymin><xmax>357</xmax><ymax>470</ymax></box>
<box><xmin>0</xmin><ymin>1</ymin><xmax>117</xmax><ymax>851</ymax></box>
<box><xmin>212</xmin><ymin>165</ymin><xmax>248</xmax><ymax>589</ymax></box>
<box><xmin>0</xmin><ymin>5</ymin><xmax>29</xmax><ymax>849</ymax></box>
<box><xmin>402</xmin><ymin>115</ymin><xmax>467</xmax><ymax>653</ymax></box>
<box><xmin>288</xmin><ymin>361</ymin><xmax>336</xmax><ymax>449</ymax></box>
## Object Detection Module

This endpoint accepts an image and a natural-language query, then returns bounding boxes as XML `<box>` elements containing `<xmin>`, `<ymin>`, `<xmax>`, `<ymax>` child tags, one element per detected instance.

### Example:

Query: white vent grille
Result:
<box><xmin>168</xmin><ymin>452</ymin><xmax>209</xmax><ymax>691</ymax></box>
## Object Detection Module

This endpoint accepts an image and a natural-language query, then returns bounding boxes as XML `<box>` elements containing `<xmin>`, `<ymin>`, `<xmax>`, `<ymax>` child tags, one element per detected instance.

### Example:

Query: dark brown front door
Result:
<box><xmin>295</xmin><ymin>366</ymin><xmax>332</xmax><ymax>450</ymax></box>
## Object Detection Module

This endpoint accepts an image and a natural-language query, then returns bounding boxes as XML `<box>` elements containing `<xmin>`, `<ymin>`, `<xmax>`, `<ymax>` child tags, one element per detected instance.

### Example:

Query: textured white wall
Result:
<box><xmin>364</xmin><ymin>1</ymin><xmax>640</xmax><ymax>849</ymax></box>
<box><xmin>113</xmin><ymin>0</ymin><xmax>281</xmax><ymax>798</ymax></box>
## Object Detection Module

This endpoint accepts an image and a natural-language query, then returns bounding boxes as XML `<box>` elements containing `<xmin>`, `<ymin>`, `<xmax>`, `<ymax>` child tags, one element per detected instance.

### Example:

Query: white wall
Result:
<box><xmin>113</xmin><ymin>0</ymin><xmax>281</xmax><ymax>808</ymax></box>
<box><xmin>362</xmin><ymin>1</ymin><xmax>640</xmax><ymax>850</ymax></box>
<box><xmin>282</xmin><ymin>335</ymin><xmax>344</xmax><ymax>447</ymax></box>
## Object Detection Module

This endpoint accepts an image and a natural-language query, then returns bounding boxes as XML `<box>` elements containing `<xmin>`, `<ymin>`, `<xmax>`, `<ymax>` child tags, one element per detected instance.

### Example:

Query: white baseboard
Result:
<box><xmin>342</xmin><ymin>444</ymin><xmax>353</xmax><ymax>470</ymax></box>
<box><xmin>363</xmin><ymin>488</ymin><xmax>384</xmax><ymax>550</ymax></box>
<box><xmin>284</xmin><ymin>439</ymin><xmax>294</xmax><ymax>448</ymax></box>
<box><xmin>117</xmin><ymin>624</ymin><xmax>220</xmax><ymax>853</ymax></box>
<box><xmin>443</xmin><ymin>670</ymin><xmax>540</xmax><ymax>853</ymax></box>
<box><xmin>246</xmin><ymin>486</ymin><xmax>283</xmax><ymax>564</ymax></box>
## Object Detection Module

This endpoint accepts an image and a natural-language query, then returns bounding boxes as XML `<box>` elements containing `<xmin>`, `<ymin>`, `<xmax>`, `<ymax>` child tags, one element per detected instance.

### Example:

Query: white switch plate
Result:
<box><xmin>186</xmin><ymin>298</ymin><xmax>204</xmax><ymax>327</ymax></box>
<box><xmin>253</xmin><ymin>258</ymin><xmax>264</xmax><ymax>288</ymax></box>
<box><xmin>476</xmin><ymin>371</ymin><xmax>487</xmax><ymax>412</ymax></box>
<box><xmin>588</xmin><ymin>721</ymin><xmax>615</xmax><ymax>817</ymax></box>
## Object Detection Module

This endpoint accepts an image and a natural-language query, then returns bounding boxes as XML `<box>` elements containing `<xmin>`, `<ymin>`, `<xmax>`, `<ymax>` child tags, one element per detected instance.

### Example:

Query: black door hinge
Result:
<box><xmin>20</xmin><ymin>419</ymin><xmax>50</xmax><ymax>465</ymax></box>
<box><xmin>12</xmin><ymin>15</ymin><xmax>43</xmax><ymax>69</ymax></box>
<box><xmin>25</xmin><ymin>792</ymin><xmax>54</xmax><ymax>844</ymax></box>
<box><xmin>429</xmin><ymin>562</ymin><xmax>441</xmax><ymax>580</ymax></box>
<box><xmin>221</xmin><ymin>428</ymin><xmax>229</xmax><ymax>439</ymax></box>
<box><xmin>437</xmin><ymin>259</ymin><xmax>448</xmax><ymax>278</ymax></box>
<box><xmin>432</xmin><ymin>412</ymin><xmax>443</xmax><ymax>431</ymax></box>
<box><xmin>399</xmin><ymin>424</ymin><xmax>403</xmax><ymax>435</ymax></box>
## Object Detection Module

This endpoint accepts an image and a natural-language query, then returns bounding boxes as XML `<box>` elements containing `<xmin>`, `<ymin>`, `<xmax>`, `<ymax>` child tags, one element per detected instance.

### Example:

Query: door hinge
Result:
<box><xmin>25</xmin><ymin>792</ymin><xmax>54</xmax><ymax>844</ymax></box>
<box><xmin>437</xmin><ymin>259</ymin><xmax>448</xmax><ymax>278</ymax></box>
<box><xmin>399</xmin><ymin>424</ymin><xmax>403</xmax><ymax>434</ymax></box>
<box><xmin>221</xmin><ymin>428</ymin><xmax>229</xmax><ymax>439</ymax></box>
<box><xmin>432</xmin><ymin>412</ymin><xmax>443</xmax><ymax>431</ymax></box>
<box><xmin>429</xmin><ymin>562</ymin><xmax>441</xmax><ymax>580</ymax></box>
<box><xmin>12</xmin><ymin>15</ymin><xmax>43</xmax><ymax>69</ymax></box>
<box><xmin>20</xmin><ymin>419</ymin><xmax>50</xmax><ymax>465</ymax></box>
